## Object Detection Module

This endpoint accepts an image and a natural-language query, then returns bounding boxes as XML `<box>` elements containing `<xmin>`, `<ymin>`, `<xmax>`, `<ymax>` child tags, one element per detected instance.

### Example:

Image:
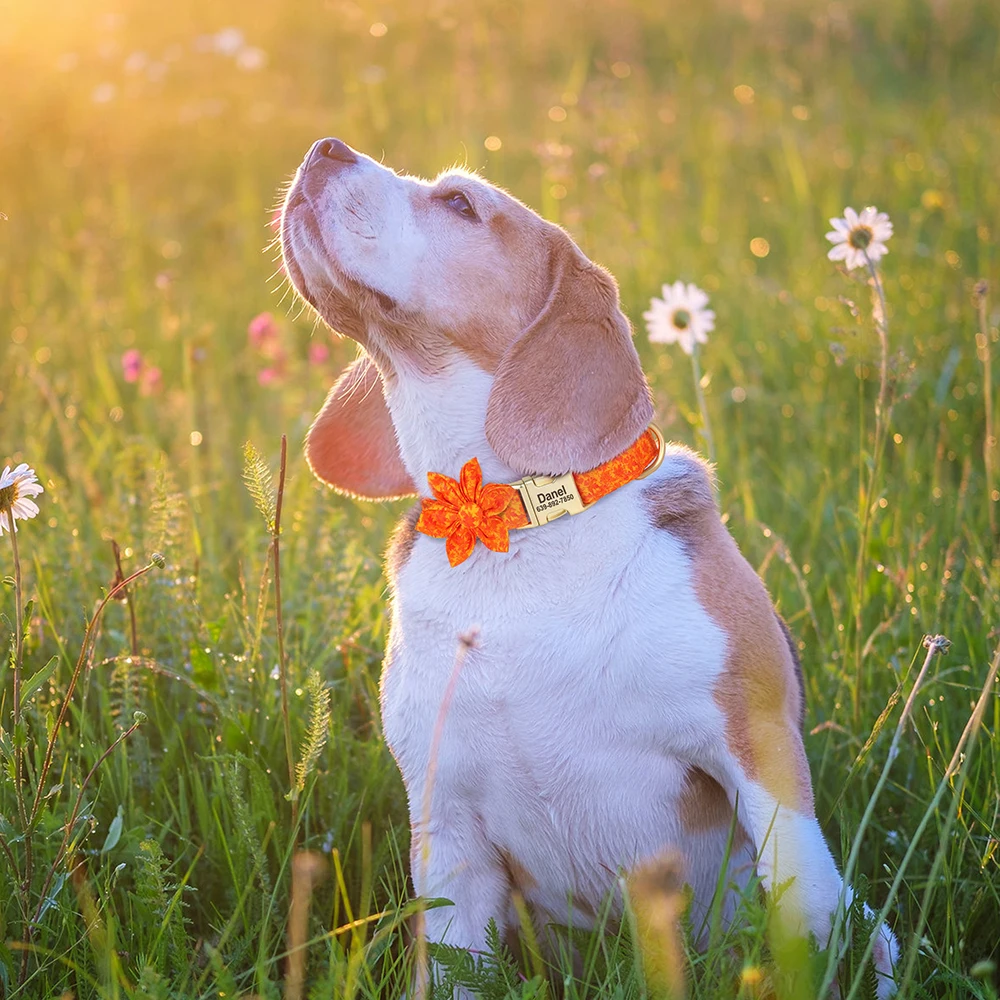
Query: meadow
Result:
<box><xmin>1</xmin><ymin>0</ymin><xmax>999</xmax><ymax>996</ymax></box>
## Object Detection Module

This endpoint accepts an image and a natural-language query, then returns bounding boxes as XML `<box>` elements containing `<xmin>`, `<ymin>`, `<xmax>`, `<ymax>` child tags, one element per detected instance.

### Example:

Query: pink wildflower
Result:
<box><xmin>308</xmin><ymin>341</ymin><xmax>330</xmax><ymax>365</ymax></box>
<box><xmin>121</xmin><ymin>349</ymin><xmax>143</xmax><ymax>383</ymax></box>
<box><xmin>248</xmin><ymin>311</ymin><xmax>277</xmax><ymax>347</ymax></box>
<box><xmin>257</xmin><ymin>367</ymin><xmax>282</xmax><ymax>386</ymax></box>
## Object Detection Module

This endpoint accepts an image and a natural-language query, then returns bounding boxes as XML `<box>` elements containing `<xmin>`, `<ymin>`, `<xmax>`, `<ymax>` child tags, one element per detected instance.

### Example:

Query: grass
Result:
<box><xmin>1</xmin><ymin>0</ymin><xmax>999</xmax><ymax>996</ymax></box>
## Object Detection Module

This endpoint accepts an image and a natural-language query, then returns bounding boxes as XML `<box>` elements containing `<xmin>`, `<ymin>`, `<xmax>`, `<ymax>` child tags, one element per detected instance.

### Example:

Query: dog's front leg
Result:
<box><xmin>713</xmin><ymin>724</ymin><xmax>899</xmax><ymax>998</ymax></box>
<box><xmin>408</xmin><ymin>813</ymin><xmax>510</xmax><ymax>995</ymax></box>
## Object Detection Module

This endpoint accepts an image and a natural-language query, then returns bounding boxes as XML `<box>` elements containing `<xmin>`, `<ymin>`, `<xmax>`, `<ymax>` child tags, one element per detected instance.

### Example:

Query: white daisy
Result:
<box><xmin>826</xmin><ymin>206</ymin><xmax>893</xmax><ymax>271</ymax></box>
<box><xmin>0</xmin><ymin>463</ymin><xmax>44</xmax><ymax>534</ymax></box>
<box><xmin>644</xmin><ymin>281</ymin><xmax>715</xmax><ymax>355</ymax></box>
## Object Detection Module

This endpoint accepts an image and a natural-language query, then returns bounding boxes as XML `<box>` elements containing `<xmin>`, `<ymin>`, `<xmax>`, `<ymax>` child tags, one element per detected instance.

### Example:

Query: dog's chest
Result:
<box><xmin>381</xmin><ymin>490</ymin><xmax>728</xmax><ymax>819</ymax></box>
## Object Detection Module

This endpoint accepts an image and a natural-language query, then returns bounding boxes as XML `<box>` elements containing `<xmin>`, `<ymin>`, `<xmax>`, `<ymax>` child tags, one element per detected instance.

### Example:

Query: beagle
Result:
<box><xmin>279</xmin><ymin>137</ymin><xmax>898</xmax><ymax>996</ymax></box>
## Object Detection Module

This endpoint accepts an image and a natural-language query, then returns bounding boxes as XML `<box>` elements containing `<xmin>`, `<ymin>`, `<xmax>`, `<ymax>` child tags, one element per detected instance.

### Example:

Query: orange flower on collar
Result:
<box><xmin>415</xmin><ymin>458</ymin><xmax>520</xmax><ymax>567</ymax></box>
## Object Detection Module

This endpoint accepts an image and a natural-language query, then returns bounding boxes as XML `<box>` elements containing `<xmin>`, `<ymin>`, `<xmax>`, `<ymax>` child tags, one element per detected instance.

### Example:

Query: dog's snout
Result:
<box><xmin>308</xmin><ymin>137</ymin><xmax>359</xmax><ymax>167</ymax></box>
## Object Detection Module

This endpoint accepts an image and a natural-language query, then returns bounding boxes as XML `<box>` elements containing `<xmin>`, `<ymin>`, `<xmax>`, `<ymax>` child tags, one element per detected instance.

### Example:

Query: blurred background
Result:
<box><xmin>1</xmin><ymin>0</ymin><xmax>999</xmax><ymax>995</ymax></box>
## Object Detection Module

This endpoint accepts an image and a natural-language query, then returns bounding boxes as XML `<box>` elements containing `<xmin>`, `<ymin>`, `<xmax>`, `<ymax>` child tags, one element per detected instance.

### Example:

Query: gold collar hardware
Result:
<box><xmin>635</xmin><ymin>425</ymin><xmax>666</xmax><ymax>480</ymax></box>
<box><xmin>511</xmin><ymin>472</ymin><xmax>587</xmax><ymax>527</ymax></box>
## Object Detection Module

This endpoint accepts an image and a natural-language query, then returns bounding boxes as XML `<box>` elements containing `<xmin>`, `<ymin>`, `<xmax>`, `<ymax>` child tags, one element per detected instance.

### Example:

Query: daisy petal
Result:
<box><xmin>872</xmin><ymin>221</ymin><xmax>893</xmax><ymax>241</ymax></box>
<box><xmin>688</xmin><ymin>286</ymin><xmax>709</xmax><ymax>310</ymax></box>
<box><xmin>12</xmin><ymin>499</ymin><xmax>39</xmax><ymax>518</ymax></box>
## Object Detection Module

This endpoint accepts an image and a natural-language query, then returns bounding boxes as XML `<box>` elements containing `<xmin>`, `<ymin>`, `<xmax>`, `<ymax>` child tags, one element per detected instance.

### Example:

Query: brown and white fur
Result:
<box><xmin>279</xmin><ymin>137</ymin><xmax>898</xmax><ymax>996</ymax></box>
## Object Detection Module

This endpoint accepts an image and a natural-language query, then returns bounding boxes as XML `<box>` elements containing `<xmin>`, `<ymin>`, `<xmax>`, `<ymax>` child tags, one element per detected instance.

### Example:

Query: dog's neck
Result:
<box><xmin>381</xmin><ymin>354</ymin><xmax>516</xmax><ymax>495</ymax></box>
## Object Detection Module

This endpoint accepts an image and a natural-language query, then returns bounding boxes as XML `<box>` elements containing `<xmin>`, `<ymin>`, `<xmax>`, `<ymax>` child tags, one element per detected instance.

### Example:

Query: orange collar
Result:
<box><xmin>414</xmin><ymin>426</ymin><xmax>665</xmax><ymax>566</ymax></box>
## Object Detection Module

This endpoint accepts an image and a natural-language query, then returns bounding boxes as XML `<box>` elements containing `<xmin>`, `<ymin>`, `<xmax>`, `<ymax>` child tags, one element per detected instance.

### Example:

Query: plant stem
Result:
<box><xmin>838</xmin><ymin>642</ymin><xmax>999</xmax><ymax>1000</ymax></box>
<box><xmin>413</xmin><ymin>628</ymin><xmax>477</xmax><ymax>999</ymax></box>
<box><xmin>112</xmin><ymin>540</ymin><xmax>140</xmax><ymax>657</ymax></box>
<box><xmin>691</xmin><ymin>341</ymin><xmax>716</xmax><ymax>465</ymax></box>
<box><xmin>852</xmin><ymin>253</ymin><xmax>894</xmax><ymax>725</ymax></box>
<box><xmin>29</xmin><ymin>560</ymin><xmax>158</xmax><ymax>827</ymax></box>
<box><xmin>7</xmin><ymin>511</ymin><xmax>24</xmax><ymax>725</ymax></box>
<box><xmin>272</xmin><ymin>435</ymin><xmax>296</xmax><ymax>826</ymax></box>
<box><xmin>4</xmin><ymin>504</ymin><xmax>34</xmax><ymax>953</ymax></box>
<box><xmin>974</xmin><ymin>282</ymin><xmax>996</xmax><ymax>542</ymax></box>
<box><xmin>30</xmin><ymin>716</ymin><xmax>145</xmax><ymax>926</ymax></box>
<box><xmin>5</xmin><ymin>511</ymin><xmax>31</xmax><ymax>830</ymax></box>
<box><xmin>892</xmin><ymin>642</ymin><xmax>1000</xmax><ymax>995</ymax></box>
<box><xmin>820</xmin><ymin>634</ymin><xmax>946</xmax><ymax>997</ymax></box>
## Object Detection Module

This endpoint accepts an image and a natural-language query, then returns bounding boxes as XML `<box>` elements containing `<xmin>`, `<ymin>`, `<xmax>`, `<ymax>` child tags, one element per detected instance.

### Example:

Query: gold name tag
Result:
<box><xmin>512</xmin><ymin>472</ymin><xmax>587</xmax><ymax>527</ymax></box>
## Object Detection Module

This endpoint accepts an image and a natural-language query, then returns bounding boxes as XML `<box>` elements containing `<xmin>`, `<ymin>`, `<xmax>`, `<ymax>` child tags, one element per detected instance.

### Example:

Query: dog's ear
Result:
<box><xmin>305</xmin><ymin>353</ymin><xmax>417</xmax><ymax>500</ymax></box>
<box><xmin>485</xmin><ymin>230</ymin><xmax>653</xmax><ymax>476</ymax></box>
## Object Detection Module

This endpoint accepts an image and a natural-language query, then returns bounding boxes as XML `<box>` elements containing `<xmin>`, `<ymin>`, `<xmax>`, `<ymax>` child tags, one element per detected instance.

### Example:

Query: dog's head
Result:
<box><xmin>280</xmin><ymin>138</ymin><xmax>653</xmax><ymax>498</ymax></box>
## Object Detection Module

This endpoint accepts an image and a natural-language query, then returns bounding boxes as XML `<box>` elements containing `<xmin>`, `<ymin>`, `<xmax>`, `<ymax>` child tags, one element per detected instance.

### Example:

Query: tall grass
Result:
<box><xmin>1</xmin><ymin>0</ymin><xmax>999</xmax><ymax>996</ymax></box>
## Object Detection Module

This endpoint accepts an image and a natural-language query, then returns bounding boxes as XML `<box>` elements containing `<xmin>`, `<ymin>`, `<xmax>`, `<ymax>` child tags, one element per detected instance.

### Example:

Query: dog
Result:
<box><xmin>279</xmin><ymin>137</ymin><xmax>899</xmax><ymax>996</ymax></box>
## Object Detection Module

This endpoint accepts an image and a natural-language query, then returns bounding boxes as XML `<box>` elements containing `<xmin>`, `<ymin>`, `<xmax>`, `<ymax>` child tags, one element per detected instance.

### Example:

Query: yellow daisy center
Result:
<box><xmin>0</xmin><ymin>483</ymin><xmax>18</xmax><ymax>510</ymax></box>
<box><xmin>672</xmin><ymin>308</ymin><xmax>691</xmax><ymax>330</ymax></box>
<box><xmin>848</xmin><ymin>225</ymin><xmax>873</xmax><ymax>250</ymax></box>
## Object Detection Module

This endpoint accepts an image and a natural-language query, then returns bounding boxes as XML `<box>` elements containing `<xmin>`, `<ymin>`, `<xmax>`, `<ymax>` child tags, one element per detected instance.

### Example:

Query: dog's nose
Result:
<box><xmin>308</xmin><ymin>137</ymin><xmax>359</xmax><ymax>167</ymax></box>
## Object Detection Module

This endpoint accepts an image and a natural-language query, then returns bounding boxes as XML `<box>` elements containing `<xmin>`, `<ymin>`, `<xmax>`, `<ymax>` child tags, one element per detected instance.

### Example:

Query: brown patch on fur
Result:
<box><xmin>489</xmin><ymin>212</ymin><xmax>514</xmax><ymax>239</ymax></box>
<box><xmin>450</xmin><ymin>319</ymin><xmax>510</xmax><ymax>374</ymax></box>
<box><xmin>680</xmin><ymin>767</ymin><xmax>733</xmax><ymax>831</ymax></box>
<box><xmin>642</xmin><ymin>448</ymin><xmax>718</xmax><ymax>536</ymax></box>
<box><xmin>645</xmin><ymin>462</ymin><xmax>813</xmax><ymax>814</ymax></box>
<box><xmin>498</xmin><ymin>849</ymin><xmax>537</xmax><ymax>895</ymax></box>
<box><xmin>484</xmin><ymin>229</ymin><xmax>654</xmax><ymax>476</ymax></box>
<box><xmin>678</xmin><ymin>766</ymin><xmax>752</xmax><ymax>849</ymax></box>
<box><xmin>386</xmin><ymin>502</ymin><xmax>421</xmax><ymax>582</ymax></box>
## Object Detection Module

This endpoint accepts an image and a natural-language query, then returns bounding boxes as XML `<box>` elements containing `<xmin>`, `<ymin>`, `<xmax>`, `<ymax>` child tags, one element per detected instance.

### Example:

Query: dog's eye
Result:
<box><xmin>443</xmin><ymin>191</ymin><xmax>477</xmax><ymax>220</ymax></box>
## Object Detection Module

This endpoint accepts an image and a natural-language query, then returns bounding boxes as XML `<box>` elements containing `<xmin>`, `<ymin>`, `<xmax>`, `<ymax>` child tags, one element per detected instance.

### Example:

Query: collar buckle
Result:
<box><xmin>512</xmin><ymin>472</ymin><xmax>587</xmax><ymax>528</ymax></box>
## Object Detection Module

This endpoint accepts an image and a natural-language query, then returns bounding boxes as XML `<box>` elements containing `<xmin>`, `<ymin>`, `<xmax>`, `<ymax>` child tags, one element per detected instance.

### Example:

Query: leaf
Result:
<box><xmin>35</xmin><ymin>872</ymin><xmax>68</xmax><ymax>923</ymax></box>
<box><xmin>0</xmin><ymin>941</ymin><xmax>11</xmax><ymax>994</ymax></box>
<box><xmin>20</xmin><ymin>655</ymin><xmax>58</xmax><ymax>705</ymax></box>
<box><xmin>934</xmin><ymin>347</ymin><xmax>961</xmax><ymax>406</ymax></box>
<box><xmin>101</xmin><ymin>804</ymin><xmax>125</xmax><ymax>854</ymax></box>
